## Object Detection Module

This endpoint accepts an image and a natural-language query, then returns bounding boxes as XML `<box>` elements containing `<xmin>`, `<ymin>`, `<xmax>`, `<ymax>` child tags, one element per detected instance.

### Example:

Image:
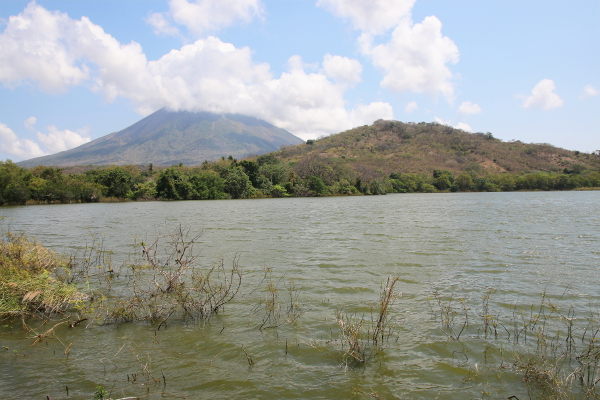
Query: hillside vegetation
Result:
<box><xmin>1</xmin><ymin>120</ymin><xmax>599</xmax><ymax>205</ymax></box>
<box><xmin>277</xmin><ymin>120</ymin><xmax>599</xmax><ymax>176</ymax></box>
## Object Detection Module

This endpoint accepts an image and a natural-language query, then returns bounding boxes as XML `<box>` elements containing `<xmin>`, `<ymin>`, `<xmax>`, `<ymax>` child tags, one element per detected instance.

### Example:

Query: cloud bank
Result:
<box><xmin>148</xmin><ymin>0</ymin><xmax>264</xmax><ymax>37</ymax></box>
<box><xmin>0</xmin><ymin>2</ymin><xmax>393</xmax><ymax>142</ymax></box>
<box><xmin>0</xmin><ymin>117</ymin><xmax>91</xmax><ymax>160</ymax></box>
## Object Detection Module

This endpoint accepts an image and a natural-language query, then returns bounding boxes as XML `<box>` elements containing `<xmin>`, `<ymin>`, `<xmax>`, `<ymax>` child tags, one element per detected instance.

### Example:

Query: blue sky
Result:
<box><xmin>1</xmin><ymin>0</ymin><xmax>598</xmax><ymax>162</ymax></box>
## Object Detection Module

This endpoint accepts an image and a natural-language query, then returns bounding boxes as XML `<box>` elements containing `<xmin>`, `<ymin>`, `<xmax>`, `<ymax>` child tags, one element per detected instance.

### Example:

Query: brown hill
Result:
<box><xmin>274</xmin><ymin>120</ymin><xmax>600</xmax><ymax>179</ymax></box>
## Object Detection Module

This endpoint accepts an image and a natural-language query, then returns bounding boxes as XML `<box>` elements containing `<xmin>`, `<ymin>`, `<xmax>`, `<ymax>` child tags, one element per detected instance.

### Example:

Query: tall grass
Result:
<box><xmin>0</xmin><ymin>230</ymin><xmax>82</xmax><ymax>318</ymax></box>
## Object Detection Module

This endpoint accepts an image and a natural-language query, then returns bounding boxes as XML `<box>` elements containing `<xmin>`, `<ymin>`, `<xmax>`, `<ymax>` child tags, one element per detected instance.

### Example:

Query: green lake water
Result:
<box><xmin>1</xmin><ymin>191</ymin><xmax>599</xmax><ymax>399</ymax></box>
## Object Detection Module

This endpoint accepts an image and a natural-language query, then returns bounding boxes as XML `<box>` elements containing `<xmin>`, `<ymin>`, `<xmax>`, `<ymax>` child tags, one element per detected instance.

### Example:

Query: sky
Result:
<box><xmin>0</xmin><ymin>0</ymin><xmax>598</xmax><ymax>163</ymax></box>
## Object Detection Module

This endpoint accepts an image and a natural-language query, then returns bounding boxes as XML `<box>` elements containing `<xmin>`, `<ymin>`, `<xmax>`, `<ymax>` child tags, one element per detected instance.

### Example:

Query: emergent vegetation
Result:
<box><xmin>1</xmin><ymin>227</ymin><xmax>598</xmax><ymax>399</ymax></box>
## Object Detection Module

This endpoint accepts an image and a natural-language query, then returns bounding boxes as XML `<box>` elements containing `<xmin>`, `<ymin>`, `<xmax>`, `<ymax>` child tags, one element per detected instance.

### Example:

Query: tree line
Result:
<box><xmin>1</xmin><ymin>155</ymin><xmax>599</xmax><ymax>206</ymax></box>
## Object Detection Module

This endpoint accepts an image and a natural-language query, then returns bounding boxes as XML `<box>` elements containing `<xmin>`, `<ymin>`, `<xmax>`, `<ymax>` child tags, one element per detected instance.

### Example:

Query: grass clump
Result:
<box><xmin>0</xmin><ymin>231</ymin><xmax>82</xmax><ymax>318</ymax></box>
<box><xmin>333</xmin><ymin>276</ymin><xmax>400</xmax><ymax>367</ymax></box>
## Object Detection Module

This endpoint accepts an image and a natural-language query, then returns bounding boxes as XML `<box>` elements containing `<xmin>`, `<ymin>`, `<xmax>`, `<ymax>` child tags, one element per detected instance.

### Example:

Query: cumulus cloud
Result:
<box><xmin>24</xmin><ymin>116</ymin><xmax>37</xmax><ymax>131</ymax></box>
<box><xmin>522</xmin><ymin>79</ymin><xmax>564</xmax><ymax>110</ymax></box>
<box><xmin>0</xmin><ymin>116</ymin><xmax>91</xmax><ymax>160</ymax></box>
<box><xmin>404</xmin><ymin>101</ymin><xmax>418</xmax><ymax>113</ymax></box>
<box><xmin>434</xmin><ymin>116</ymin><xmax>451</xmax><ymax>126</ymax></box>
<box><xmin>317</xmin><ymin>0</ymin><xmax>415</xmax><ymax>35</ymax></box>
<box><xmin>434</xmin><ymin>117</ymin><xmax>472</xmax><ymax>132</ymax></box>
<box><xmin>454</xmin><ymin>122</ymin><xmax>472</xmax><ymax>132</ymax></box>
<box><xmin>146</xmin><ymin>12</ymin><xmax>181</xmax><ymax>37</ymax></box>
<box><xmin>148</xmin><ymin>0</ymin><xmax>263</xmax><ymax>38</ymax></box>
<box><xmin>36</xmin><ymin>126</ymin><xmax>91</xmax><ymax>153</ymax></box>
<box><xmin>319</xmin><ymin>0</ymin><xmax>459</xmax><ymax>102</ymax></box>
<box><xmin>364</xmin><ymin>16</ymin><xmax>459</xmax><ymax>102</ymax></box>
<box><xmin>0</xmin><ymin>3</ymin><xmax>90</xmax><ymax>92</ymax></box>
<box><xmin>322</xmin><ymin>53</ymin><xmax>362</xmax><ymax>87</ymax></box>
<box><xmin>458</xmin><ymin>101</ymin><xmax>481</xmax><ymax>115</ymax></box>
<box><xmin>0</xmin><ymin>3</ymin><xmax>393</xmax><ymax>140</ymax></box>
<box><xmin>579</xmin><ymin>84</ymin><xmax>599</xmax><ymax>100</ymax></box>
<box><xmin>0</xmin><ymin>122</ymin><xmax>45</xmax><ymax>159</ymax></box>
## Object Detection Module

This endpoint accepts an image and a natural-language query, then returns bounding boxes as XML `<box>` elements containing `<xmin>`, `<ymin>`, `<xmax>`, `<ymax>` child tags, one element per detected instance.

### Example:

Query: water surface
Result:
<box><xmin>1</xmin><ymin>191</ymin><xmax>598</xmax><ymax>399</ymax></box>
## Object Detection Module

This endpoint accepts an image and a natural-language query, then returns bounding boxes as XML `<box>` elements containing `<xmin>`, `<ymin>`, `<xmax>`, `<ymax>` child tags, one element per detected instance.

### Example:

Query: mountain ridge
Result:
<box><xmin>17</xmin><ymin>108</ymin><xmax>304</xmax><ymax>167</ymax></box>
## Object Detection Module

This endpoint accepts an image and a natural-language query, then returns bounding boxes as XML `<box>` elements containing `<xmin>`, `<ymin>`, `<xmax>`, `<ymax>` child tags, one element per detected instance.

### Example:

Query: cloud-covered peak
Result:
<box><xmin>522</xmin><ymin>79</ymin><xmax>564</xmax><ymax>110</ymax></box>
<box><xmin>0</xmin><ymin>3</ymin><xmax>393</xmax><ymax>145</ymax></box>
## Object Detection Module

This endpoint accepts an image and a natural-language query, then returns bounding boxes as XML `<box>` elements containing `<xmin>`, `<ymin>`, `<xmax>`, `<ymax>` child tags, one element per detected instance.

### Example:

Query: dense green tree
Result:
<box><xmin>0</xmin><ymin>161</ymin><xmax>32</xmax><ymax>205</ymax></box>
<box><xmin>224</xmin><ymin>167</ymin><xmax>255</xmax><ymax>199</ymax></box>
<box><xmin>156</xmin><ymin>167</ymin><xmax>189</xmax><ymax>200</ymax></box>
<box><xmin>85</xmin><ymin>166</ymin><xmax>135</xmax><ymax>198</ymax></box>
<box><xmin>369</xmin><ymin>179</ymin><xmax>388</xmax><ymax>195</ymax></box>
<box><xmin>131</xmin><ymin>181</ymin><xmax>157</xmax><ymax>201</ymax></box>
<box><xmin>433</xmin><ymin>170</ymin><xmax>454</xmax><ymax>191</ymax></box>
<box><xmin>270</xmin><ymin>184</ymin><xmax>289</xmax><ymax>197</ymax></box>
<box><xmin>256</xmin><ymin>153</ymin><xmax>280</xmax><ymax>166</ymax></box>
<box><xmin>239</xmin><ymin>160</ymin><xmax>260</xmax><ymax>187</ymax></box>
<box><xmin>306</xmin><ymin>176</ymin><xmax>328</xmax><ymax>196</ymax></box>
<box><xmin>259</xmin><ymin>163</ymin><xmax>289</xmax><ymax>185</ymax></box>
<box><xmin>454</xmin><ymin>174</ymin><xmax>474</xmax><ymax>191</ymax></box>
<box><xmin>188</xmin><ymin>171</ymin><xmax>226</xmax><ymax>200</ymax></box>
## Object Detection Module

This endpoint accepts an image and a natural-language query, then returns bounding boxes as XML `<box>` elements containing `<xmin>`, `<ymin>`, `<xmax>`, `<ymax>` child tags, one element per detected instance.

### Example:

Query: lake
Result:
<box><xmin>1</xmin><ymin>191</ymin><xmax>599</xmax><ymax>399</ymax></box>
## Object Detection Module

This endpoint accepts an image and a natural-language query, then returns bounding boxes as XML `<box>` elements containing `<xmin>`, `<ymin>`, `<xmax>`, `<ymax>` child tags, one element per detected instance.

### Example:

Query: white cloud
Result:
<box><xmin>434</xmin><ymin>116</ymin><xmax>451</xmax><ymax>126</ymax></box>
<box><xmin>146</xmin><ymin>12</ymin><xmax>181</xmax><ymax>37</ymax></box>
<box><xmin>458</xmin><ymin>101</ymin><xmax>481</xmax><ymax>115</ymax></box>
<box><xmin>364</xmin><ymin>16</ymin><xmax>459</xmax><ymax>102</ymax></box>
<box><xmin>579</xmin><ymin>84</ymin><xmax>599</xmax><ymax>100</ymax></box>
<box><xmin>322</xmin><ymin>54</ymin><xmax>362</xmax><ymax>87</ymax></box>
<box><xmin>318</xmin><ymin>0</ymin><xmax>459</xmax><ymax>102</ymax></box>
<box><xmin>0</xmin><ymin>118</ymin><xmax>91</xmax><ymax>160</ymax></box>
<box><xmin>0</xmin><ymin>3</ymin><xmax>90</xmax><ymax>92</ymax></box>
<box><xmin>317</xmin><ymin>0</ymin><xmax>415</xmax><ymax>35</ymax></box>
<box><xmin>0</xmin><ymin>3</ymin><xmax>393</xmax><ymax>141</ymax></box>
<box><xmin>434</xmin><ymin>117</ymin><xmax>472</xmax><ymax>132</ymax></box>
<box><xmin>148</xmin><ymin>0</ymin><xmax>263</xmax><ymax>38</ymax></box>
<box><xmin>24</xmin><ymin>116</ymin><xmax>37</xmax><ymax>131</ymax></box>
<box><xmin>454</xmin><ymin>122</ymin><xmax>472</xmax><ymax>132</ymax></box>
<box><xmin>36</xmin><ymin>126</ymin><xmax>91</xmax><ymax>153</ymax></box>
<box><xmin>522</xmin><ymin>79</ymin><xmax>564</xmax><ymax>110</ymax></box>
<box><xmin>404</xmin><ymin>101</ymin><xmax>418</xmax><ymax>113</ymax></box>
<box><xmin>0</xmin><ymin>122</ymin><xmax>45</xmax><ymax>159</ymax></box>
<box><xmin>349</xmin><ymin>102</ymin><xmax>394</xmax><ymax>126</ymax></box>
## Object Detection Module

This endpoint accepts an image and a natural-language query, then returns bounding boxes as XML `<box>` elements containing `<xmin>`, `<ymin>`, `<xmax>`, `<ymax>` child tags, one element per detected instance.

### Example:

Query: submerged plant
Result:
<box><xmin>252</xmin><ymin>267</ymin><xmax>304</xmax><ymax>330</ymax></box>
<box><xmin>100</xmin><ymin>224</ymin><xmax>242</xmax><ymax>324</ymax></box>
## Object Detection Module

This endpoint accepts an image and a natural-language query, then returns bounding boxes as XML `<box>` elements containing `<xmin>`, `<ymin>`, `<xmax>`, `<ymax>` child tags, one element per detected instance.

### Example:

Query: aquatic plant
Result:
<box><xmin>99</xmin><ymin>225</ymin><xmax>242</xmax><ymax>324</ymax></box>
<box><xmin>332</xmin><ymin>276</ymin><xmax>400</xmax><ymax>367</ymax></box>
